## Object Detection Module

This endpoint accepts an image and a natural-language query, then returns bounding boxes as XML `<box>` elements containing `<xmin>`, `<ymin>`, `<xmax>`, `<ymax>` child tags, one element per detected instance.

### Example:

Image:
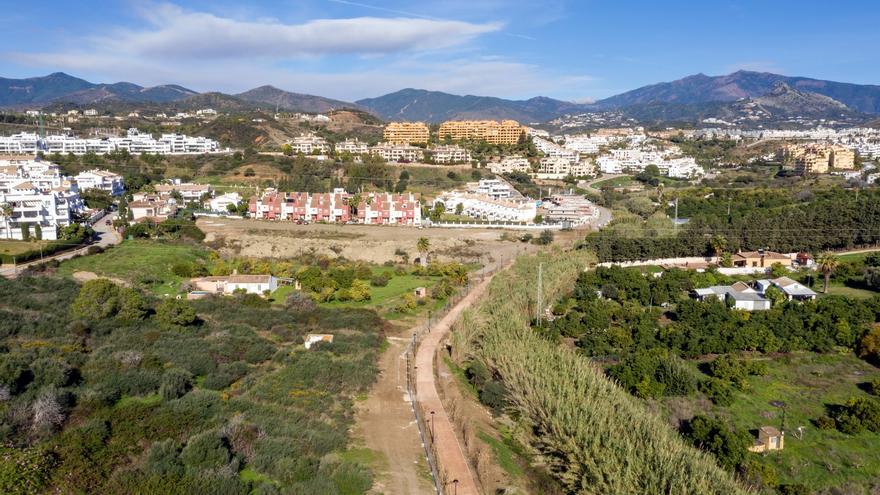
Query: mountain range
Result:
<box><xmin>2</xmin><ymin>70</ymin><xmax>879</xmax><ymax>125</ymax></box>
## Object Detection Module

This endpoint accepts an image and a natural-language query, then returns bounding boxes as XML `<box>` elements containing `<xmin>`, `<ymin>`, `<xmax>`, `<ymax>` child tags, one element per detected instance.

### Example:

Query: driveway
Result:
<box><xmin>0</xmin><ymin>213</ymin><xmax>120</xmax><ymax>278</ymax></box>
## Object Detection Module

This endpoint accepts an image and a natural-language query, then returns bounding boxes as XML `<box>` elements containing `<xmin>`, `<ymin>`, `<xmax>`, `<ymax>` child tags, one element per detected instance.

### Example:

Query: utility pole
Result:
<box><xmin>536</xmin><ymin>262</ymin><xmax>543</xmax><ymax>326</ymax></box>
<box><xmin>673</xmin><ymin>197</ymin><xmax>679</xmax><ymax>230</ymax></box>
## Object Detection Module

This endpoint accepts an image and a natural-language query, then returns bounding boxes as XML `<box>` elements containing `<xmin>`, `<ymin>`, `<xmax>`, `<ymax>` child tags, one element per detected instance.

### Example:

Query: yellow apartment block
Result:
<box><xmin>383</xmin><ymin>122</ymin><xmax>430</xmax><ymax>144</ymax></box>
<box><xmin>830</xmin><ymin>145</ymin><xmax>856</xmax><ymax>169</ymax></box>
<box><xmin>438</xmin><ymin>120</ymin><xmax>526</xmax><ymax>145</ymax></box>
<box><xmin>780</xmin><ymin>143</ymin><xmax>855</xmax><ymax>175</ymax></box>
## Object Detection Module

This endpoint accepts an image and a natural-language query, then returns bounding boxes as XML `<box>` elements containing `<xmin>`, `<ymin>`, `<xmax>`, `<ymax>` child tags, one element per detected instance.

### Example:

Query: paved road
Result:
<box><xmin>414</xmin><ymin>272</ymin><xmax>500</xmax><ymax>495</ymax></box>
<box><xmin>0</xmin><ymin>213</ymin><xmax>120</xmax><ymax>278</ymax></box>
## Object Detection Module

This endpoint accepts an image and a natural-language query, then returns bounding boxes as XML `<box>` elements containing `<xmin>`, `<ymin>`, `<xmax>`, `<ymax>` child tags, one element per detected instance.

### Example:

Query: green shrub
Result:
<box><xmin>699</xmin><ymin>378</ymin><xmax>735</xmax><ymax>406</ymax></box>
<box><xmin>682</xmin><ymin>415</ymin><xmax>750</xmax><ymax>471</ymax></box>
<box><xmin>155</xmin><ymin>299</ymin><xmax>198</xmax><ymax>327</ymax></box>
<box><xmin>180</xmin><ymin>431</ymin><xmax>231</xmax><ymax>471</ymax></box>
<box><xmin>71</xmin><ymin>279</ymin><xmax>120</xmax><ymax>320</ymax></box>
<box><xmin>202</xmin><ymin>362</ymin><xmax>249</xmax><ymax>390</ymax></box>
<box><xmin>813</xmin><ymin>415</ymin><xmax>835</xmax><ymax>430</ymax></box>
<box><xmin>833</xmin><ymin>396</ymin><xmax>880</xmax><ymax>434</ymax></box>
<box><xmin>146</xmin><ymin>439</ymin><xmax>184</xmax><ymax>476</ymax></box>
<box><xmin>369</xmin><ymin>274</ymin><xmax>389</xmax><ymax>287</ymax></box>
<box><xmin>0</xmin><ymin>446</ymin><xmax>57</xmax><ymax>495</ymax></box>
<box><xmin>160</xmin><ymin>368</ymin><xmax>193</xmax><ymax>401</ymax></box>
<box><xmin>777</xmin><ymin>484</ymin><xmax>811</xmax><ymax>495</ymax></box>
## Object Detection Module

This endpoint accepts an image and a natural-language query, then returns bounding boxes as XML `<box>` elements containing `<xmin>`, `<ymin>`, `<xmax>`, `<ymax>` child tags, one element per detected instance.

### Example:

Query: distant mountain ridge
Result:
<box><xmin>235</xmin><ymin>85</ymin><xmax>362</xmax><ymax>113</ymax></box>
<box><xmin>594</xmin><ymin>70</ymin><xmax>880</xmax><ymax>114</ymax></box>
<box><xmin>2</xmin><ymin>70</ymin><xmax>879</xmax><ymax>126</ymax></box>
<box><xmin>356</xmin><ymin>88</ymin><xmax>590</xmax><ymax>123</ymax></box>
<box><xmin>0</xmin><ymin>72</ymin><xmax>198</xmax><ymax>107</ymax></box>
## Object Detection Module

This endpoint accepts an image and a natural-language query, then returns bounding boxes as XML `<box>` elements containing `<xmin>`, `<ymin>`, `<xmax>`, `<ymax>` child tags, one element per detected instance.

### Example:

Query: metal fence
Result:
<box><xmin>403</xmin><ymin>265</ymin><xmax>502</xmax><ymax>495</ymax></box>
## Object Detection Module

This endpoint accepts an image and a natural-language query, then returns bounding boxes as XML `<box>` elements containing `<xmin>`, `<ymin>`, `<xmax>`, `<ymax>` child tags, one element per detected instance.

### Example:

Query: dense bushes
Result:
<box><xmin>0</xmin><ymin>275</ymin><xmax>384</xmax><ymax>493</ymax></box>
<box><xmin>828</xmin><ymin>396</ymin><xmax>880</xmax><ymax>434</ymax></box>
<box><xmin>583</xmin><ymin>188</ymin><xmax>880</xmax><ymax>262</ymax></box>
<box><xmin>558</xmin><ymin>266</ymin><xmax>880</xmax><ymax>359</ymax></box>
<box><xmin>608</xmin><ymin>349</ymin><xmax>697</xmax><ymax>398</ymax></box>
<box><xmin>681</xmin><ymin>415</ymin><xmax>751</xmax><ymax>471</ymax></box>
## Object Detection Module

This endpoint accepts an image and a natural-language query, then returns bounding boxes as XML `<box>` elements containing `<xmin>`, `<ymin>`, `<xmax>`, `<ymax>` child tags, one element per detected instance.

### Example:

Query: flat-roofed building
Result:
<box><xmin>383</xmin><ymin>122</ymin><xmax>430</xmax><ymax>144</ymax></box>
<box><xmin>369</xmin><ymin>143</ymin><xmax>424</xmax><ymax>162</ymax></box>
<box><xmin>488</xmin><ymin>156</ymin><xmax>530</xmax><ymax>174</ymax></box>
<box><xmin>430</xmin><ymin>144</ymin><xmax>471</xmax><ymax>164</ymax></box>
<box><xmin>438</xmin><ymin>120</ymin><xmax>525</xmax><ymax>145</ymax></box>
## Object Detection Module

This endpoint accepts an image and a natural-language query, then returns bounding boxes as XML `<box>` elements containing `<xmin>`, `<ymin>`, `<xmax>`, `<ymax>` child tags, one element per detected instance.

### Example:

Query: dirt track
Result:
<box><xmin>354</xmin><ymin>331</ymin><xmax>435</xmax><ymax>495</ymax></box>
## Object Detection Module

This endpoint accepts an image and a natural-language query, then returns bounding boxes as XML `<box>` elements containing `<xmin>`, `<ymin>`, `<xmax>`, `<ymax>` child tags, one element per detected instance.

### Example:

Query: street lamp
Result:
<box><xmin>452</xmin><ymin>479</ymin><xmax>459</xmax><ymax>495</ymax></box>
<box><xmin>430</xmin><ymin>410</ymin><xmax>435</xmax><ymax>440</ymax></box>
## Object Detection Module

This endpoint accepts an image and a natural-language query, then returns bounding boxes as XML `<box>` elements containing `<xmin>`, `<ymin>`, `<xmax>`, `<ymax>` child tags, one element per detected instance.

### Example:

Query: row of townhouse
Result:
<box><xmin>153</xmin><ymin>182</ymin><xmax>214</xmax><ymax>203</ymax></box>
<box><xmin>74</xmin><ymin>169</ymin><xmax>126</xmax><ymax>196</ymax></box>
<box><xmin>248</xmin><ymin>188</ymin><xmax>422</xmax><ymax>226</ymax></box>
<box><xmin>433</xmin><ymin>192</ymin><xmax>537</xmax><ymax>223</ymax></box>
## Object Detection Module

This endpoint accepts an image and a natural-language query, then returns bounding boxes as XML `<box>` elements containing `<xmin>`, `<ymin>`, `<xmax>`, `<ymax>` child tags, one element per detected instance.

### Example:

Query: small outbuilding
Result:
<box><xmin>414</xmin><ymin>287</ymin><xmax>428</xmax><ymax>298</ymax></box>
<box><xmin>748</xmin><ymin>426</ymin><xmax>784</xmax><ymax>453</ymax></box>
<box><xmin>304</xmin><ymin>334</ymin><xmax>334</xmax><ymax>350</ymax></box>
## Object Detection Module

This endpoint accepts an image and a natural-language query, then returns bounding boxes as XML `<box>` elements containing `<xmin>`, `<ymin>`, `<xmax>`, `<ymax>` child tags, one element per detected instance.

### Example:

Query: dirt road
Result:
<box><xmin>354</xmin><ymin>330</ymin><xmax>435</xmax><ymax>495</ymax></box>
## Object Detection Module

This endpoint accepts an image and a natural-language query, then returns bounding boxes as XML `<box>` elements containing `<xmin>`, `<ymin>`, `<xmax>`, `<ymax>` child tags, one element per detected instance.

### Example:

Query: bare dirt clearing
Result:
<box><xmin>198</xmin><ymin>217</ymin><xmax>530</xmax><ymax>264</ymax></box>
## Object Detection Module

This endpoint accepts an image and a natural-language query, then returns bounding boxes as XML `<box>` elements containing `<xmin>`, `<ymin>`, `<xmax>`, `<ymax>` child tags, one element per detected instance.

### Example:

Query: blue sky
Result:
<box><xmin>2</xmin><ymin>0</ymin><xmax>877</xmax><ymax>102</ymax></box>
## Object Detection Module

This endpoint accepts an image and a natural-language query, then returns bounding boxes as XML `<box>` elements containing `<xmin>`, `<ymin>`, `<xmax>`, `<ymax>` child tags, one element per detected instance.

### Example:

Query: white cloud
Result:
<box><xmin>94</xmin><ymin>3</ymin><xmax>500</xmax><ymax>59</ymax></box>
<box><xmin>3</xmin><ymin>3</ymin><xmax>596</xmax><ymax>101</ymax></box>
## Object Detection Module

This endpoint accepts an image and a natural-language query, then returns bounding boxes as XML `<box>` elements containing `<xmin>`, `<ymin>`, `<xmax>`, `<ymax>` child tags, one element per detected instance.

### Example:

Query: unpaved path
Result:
<box><xmin>415</xmin><ymin>273</ymin><xmax>497</xmax><ymax>495</ymax></box>
<box><xmin>355</xmin><ymin>330</ymin><xmax>434</xmax><ymax>495</ymax></box>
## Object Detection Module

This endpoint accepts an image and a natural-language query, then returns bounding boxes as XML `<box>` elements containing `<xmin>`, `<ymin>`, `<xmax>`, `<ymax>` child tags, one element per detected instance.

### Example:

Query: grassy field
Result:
<box><xmin>824</xmin><ymin>284</ymin><xmax>879</xmax><ymax>299</ymax></box>
<box><xmin>57</xmin><ymin>240</ymin><xmax>208</xmax><ymax>295</ymax></box>
<box><xmin>590</xmin><ymin>175</ymin><xmax>634</xmax><ymax>190</ymax></box>
<box><xmin>837</xmin><ymin>249</ymin><xmax>880</xmax><ymax>263</ymax></box>
<box><xmin>0</xmin><ymin>239</ymin><xmax>52</xmax><ymax>256</ymax></box>
<box><xmin>661</xmin><ymin>353</ymin><xmax>880</xmax><ymax>490</ymax></box>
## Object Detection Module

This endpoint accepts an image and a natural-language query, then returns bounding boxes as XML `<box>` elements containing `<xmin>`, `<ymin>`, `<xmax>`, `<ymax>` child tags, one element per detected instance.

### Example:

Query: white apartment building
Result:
<box><xmin>208</xmin><ymin>192</ymin><xmax>242</xmax><ymax>213</ymax></box>
<box><xmin>471</xmin><ymin>179</ymin><xmax>514</xmax><ymax>200</ymax></box>
<box><xmin>129</xmin><ymin>194</ymin><xmax>178</xmax><ymax>222</ymax></box>
<box><xmin>660</xmin><ymin>157</ymin><xmax>705</xmax><ymax>179</ymax></box>
<box><xmin>430</xmin><ymin>144</ymin><xmax>471</xmax><ymax>164</ymax></box>
<box><xmin>154</xmin><ymin>182</ymin><xmax>213</xmax><ymax>202</ymax></box>
<box><xmin>563</xmin><ymin>134</ymin><xmax>612</xmax><ymax>154</ymax></box>
<box><xmin>488</xmin><ymin>156</ymin><xmax>531</xmax><ymax>175</ymax></box>
<box><xmin>434</xmin><ymin>192</ymin><xmax>536</xmax><ymax>223</ymax></box>
<box><xmin>537</xmin><ymin>157</ymin><xmax>594</xmax><ymax>178</ymax></box>
<box><xmin>369</xmin><ymin>143</ymin><xmax>424</xmax><ymax>162</ymax></box>
<box><xmin>0</xmin><ymin>128</ymin><xmax>221</xmax><ymax>156</ymax></box>
<box><xmin>0</xmin><ymin>133</ymin><xmax>40</xmax><ymax>154</ymax></box>
<box><xmin>0</xmin><ymin>183</ymin><xmax>80</xmax><ymax>241</ymax></box>
<box><xmin>75</xmin><ymin>169</ymin><xmax>125</xmax><ymax>196</ymax></box>
<box><xmin>534</xmin><ymin>136</ymin><xmax>579</xmax><ymax>164</ymax></box>
<box><xmin>0</xmin><ymin>159</ymin><xmax>72</xmax><ymax>194</ymax></box>
<box><xmin>541</xmin><ymin>194</ymin><xmax>599</xmax><ymax>226</ymax></box>
<box><xmin>288</xmin><ymin>134</ymin><xmax>330</xmax><ymax>154</ymax></box>
<box><xmin>335</xmin><ymin>138</ymin><xmax>368</xmax><ymax>155</ymax></box>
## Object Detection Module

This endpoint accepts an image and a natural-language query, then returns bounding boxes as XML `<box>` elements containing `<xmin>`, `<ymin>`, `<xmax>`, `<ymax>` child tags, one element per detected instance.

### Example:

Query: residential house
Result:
<box><xmin>692</xmin><ymin>282</ymin><xmax>771</xmax><ymax>311</ymax></box>
<box><xmin>732</xmin><ymin>250</ymin><xmax>791</xmax><ymax>268</ymax></box>
<box><xmin>129</xmin><ymin>195</ymin><xmax>178</xmax><ymax>222</ymax></box>
<box><xmin>754</xmin><ymin>277</ymin><xmax>817</xmax><ymax>301</ymax></box>
<box><xmin>209</xmin><ymin>192</ymin><xmax>242</xmax><ymax>213</ymax></box>
<box><xmin>190</xmin><ymin>274</ymin><xmax>278</xmax><ymax>295</ymax></box>
<box><xmin>154</xmin><ymin>182</ymin><xmax>213</xmax><ymax>203</ymax></box>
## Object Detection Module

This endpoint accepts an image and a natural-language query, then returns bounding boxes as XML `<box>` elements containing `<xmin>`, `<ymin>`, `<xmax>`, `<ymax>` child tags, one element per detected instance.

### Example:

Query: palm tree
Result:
<box><xmin>710</xmin><ymin>234</ymin><xmax>727</xmax><ymax>261</ymax></box>
<box><xmin>0</xmin><ymin>203</ymin><xmax>13</xmax><ymax>240</ymax></box>
<box><xmin>816</xmin><ymin>252</ymin><xmax>839</xmax><ymax>293</ymax></box>
<box><xmin>417</xmin><ymin>237</ymin><xmax>430</xmax><ymax>267</ymax></box>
